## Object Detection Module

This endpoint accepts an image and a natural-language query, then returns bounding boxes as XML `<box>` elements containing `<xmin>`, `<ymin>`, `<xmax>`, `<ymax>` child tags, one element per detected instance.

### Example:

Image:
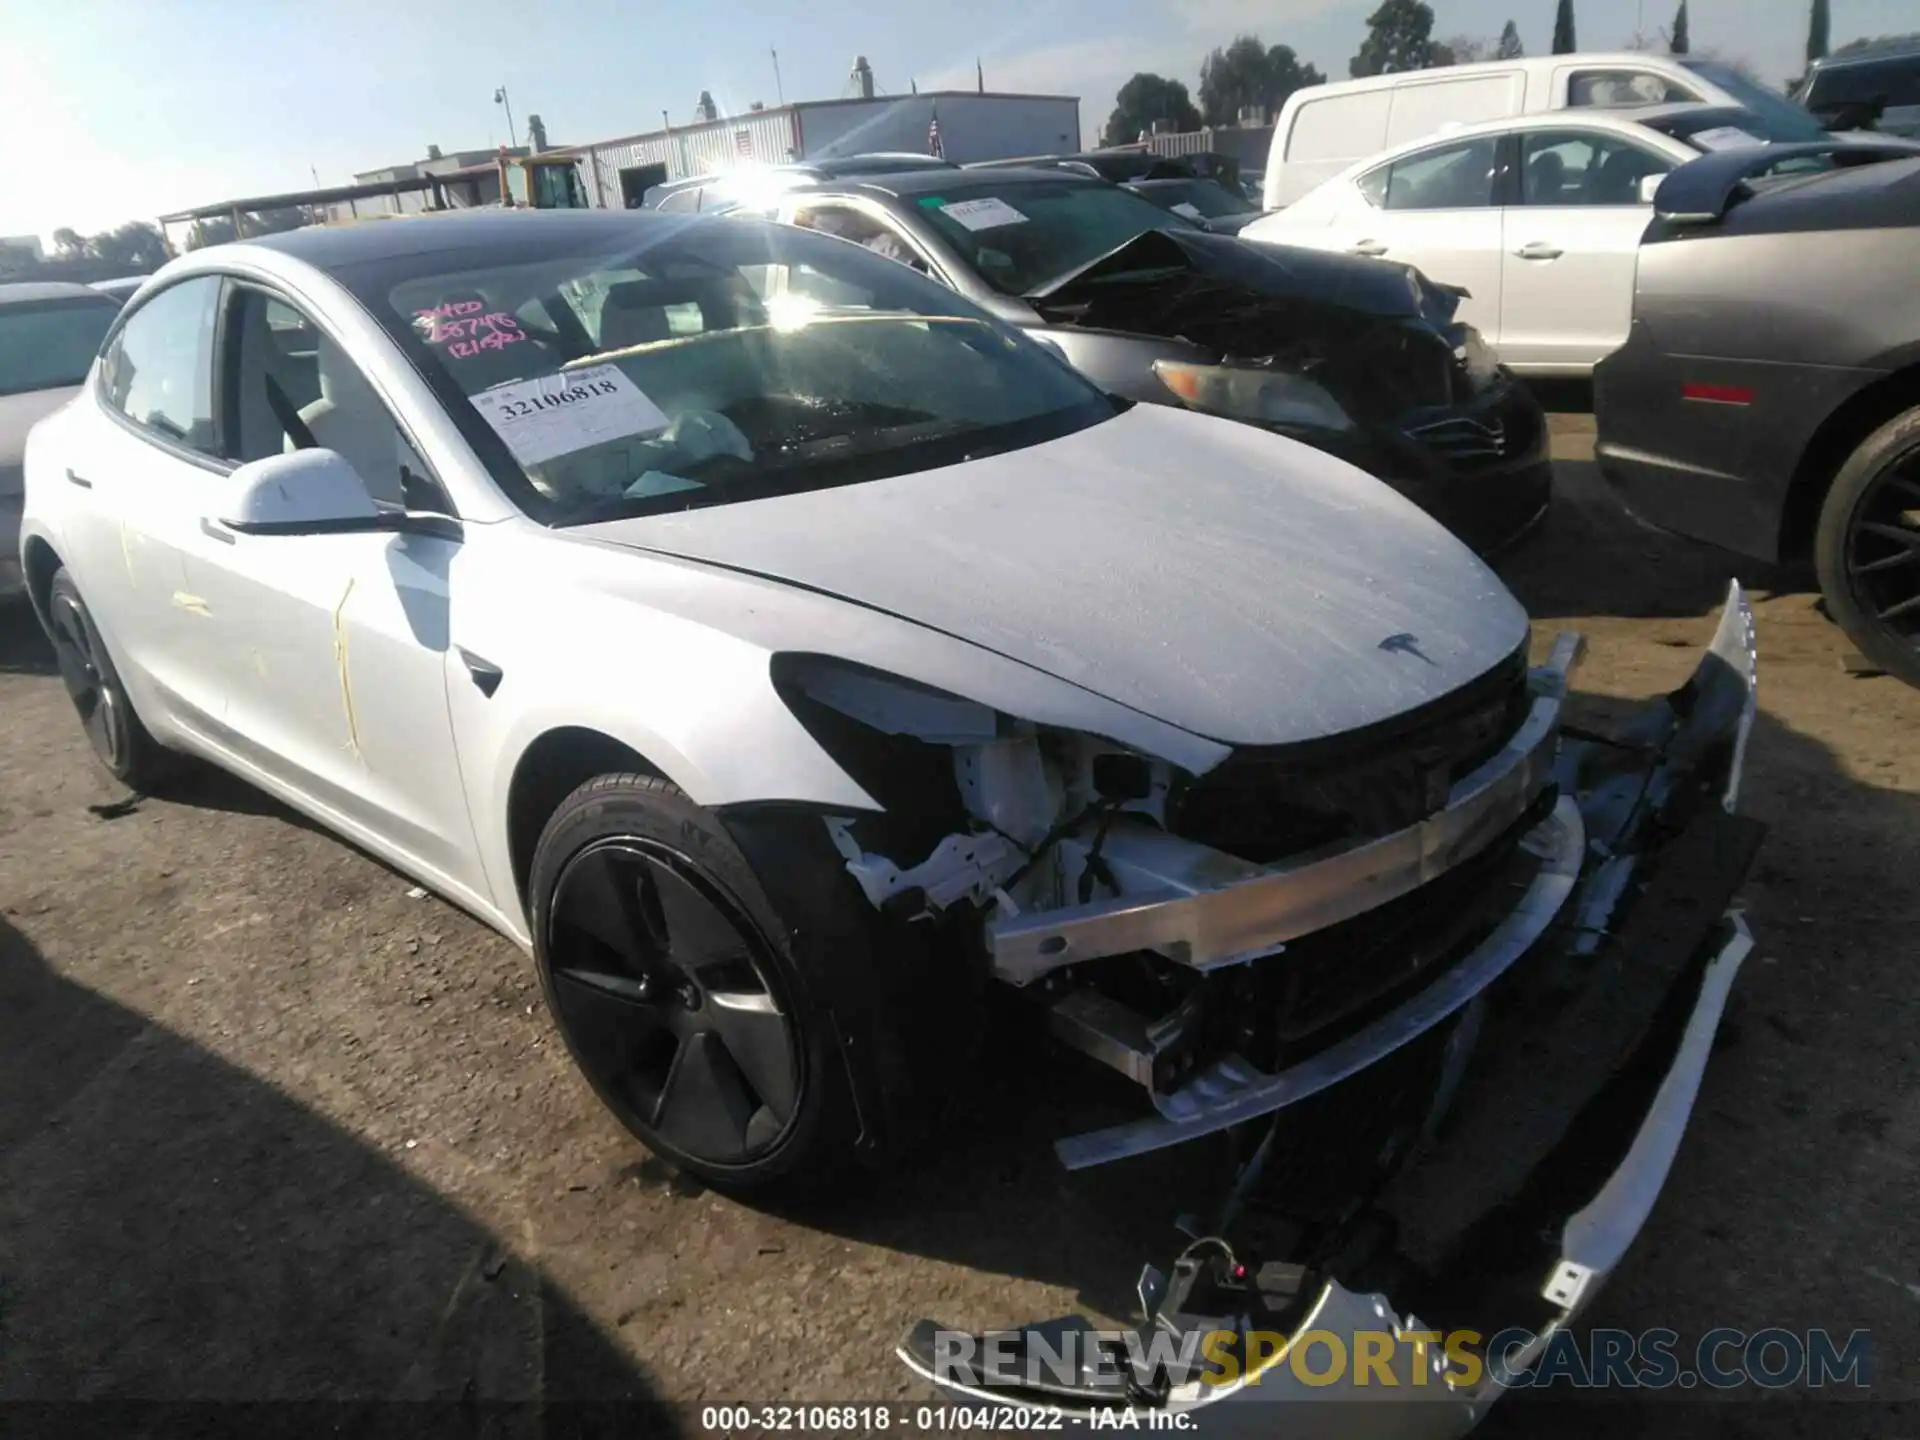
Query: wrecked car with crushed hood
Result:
<box><xmin>749</xmin><ymin>167</ymin><xmax>1551</xmax><ymax>555</ymax></box>
<box><xmin>21</xmin><ymin>210</ymin><xmax>1758</xmax><ymax>1430</ymax></box>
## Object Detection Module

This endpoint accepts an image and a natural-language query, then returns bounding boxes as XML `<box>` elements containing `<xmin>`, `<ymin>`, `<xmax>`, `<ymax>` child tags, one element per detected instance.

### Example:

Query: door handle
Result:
<box><xmin>199</xmin><ymin>516</ymin><xmax>236</xmax><ymax>545</ymax></box>
<box><xmin>1515</xmin><ymin>242</ymin><xmax>1564</xmax><ymax>260</ymax></box>
<box><xmin>1349</xmin><ymin>240</ymin><xmax>1390</xmax><ymax>257</ymax></box>
<box><xmin>65</xmin><ymin>468</ymin><xmax>92</xmax><ymax>489</ymax></box>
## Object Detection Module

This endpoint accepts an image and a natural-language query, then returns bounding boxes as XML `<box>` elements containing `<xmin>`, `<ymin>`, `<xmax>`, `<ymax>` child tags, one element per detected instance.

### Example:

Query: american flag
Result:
<box><xmin>928</xmin><ymin>107</ymin><xmax>944</xmax><ymax>159</ymax></box>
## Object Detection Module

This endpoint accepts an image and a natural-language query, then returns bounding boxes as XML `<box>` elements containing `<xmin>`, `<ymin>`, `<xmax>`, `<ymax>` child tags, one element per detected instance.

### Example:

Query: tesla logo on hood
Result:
<box><xmin>1379</xmin><ymin>633</ymin><xmax>1437</xmax><ymax>666</ymax></box>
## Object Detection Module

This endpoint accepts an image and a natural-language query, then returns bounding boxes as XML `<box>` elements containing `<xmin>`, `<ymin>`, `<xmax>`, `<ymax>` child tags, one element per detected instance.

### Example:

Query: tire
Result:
<box><xmin>45</xmin><ymin>567</ymin><xmax>172</xmax><ymax>789</ymax></box>
<box><xmin>1815</xmin><ymin>405</ymin><xmax>1920</xmax><ymax>689</ymax></box>
<box><xmin>528</xmin><ymin>773</ymin><xmax>864</xmax><ymax>1198</ymax></box>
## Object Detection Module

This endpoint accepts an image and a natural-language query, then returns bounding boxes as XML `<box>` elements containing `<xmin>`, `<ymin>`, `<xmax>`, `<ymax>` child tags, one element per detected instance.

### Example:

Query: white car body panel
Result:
<box><xmin>1243</xmin><ymin>112</ymin><xmax>1700</xmax><ymax>376</ymax></box>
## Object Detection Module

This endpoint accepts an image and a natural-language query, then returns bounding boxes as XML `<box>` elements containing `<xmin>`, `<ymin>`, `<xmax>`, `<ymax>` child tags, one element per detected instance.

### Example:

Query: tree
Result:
<box><xmin>1552</xmin><ymin>0</ymin><xmax>1577</xmax><ymax>54</ymax></box>
<box><xmin>51</xmin><ymin>227</ymin><xmax>86</xmax><ymax>257</ymax></box>
<box><xmin>1497</xmin><ymin>19</ymin><xmax>1525</xmax><ymax>57</ymax></box>
<box><xmin>1350</xmin><ymin>0</ymin><xmax>1439</xmax><ymax>78</ymax></box>
<box><xmin>1198</xmin><ymin>35</ymin><xmax>1325</xmax><ymax>126</ymax></box>
<box><xmin>1102</xmin><ymin>73</ymin><xmax>1201</xmax><ymax>145</ymax></box>
<box><xmin>1669</xmin><ymin>0</ymin><xmax>1690</xmax><ymax>52</ymax></box>
<box><xmin>1807</xmin><ymin>0</ymin><xmax>1830</xmax><ymax>62</ymax></box>
<box><xmin>90</xmin><ymin>222</ymin><xmax>168</xmax><ymax>272</ymax></box>
<box><xmin>1436</xmin><ymin>34</ymin><xmax>1497</xmax><ymax>63</ymax></box>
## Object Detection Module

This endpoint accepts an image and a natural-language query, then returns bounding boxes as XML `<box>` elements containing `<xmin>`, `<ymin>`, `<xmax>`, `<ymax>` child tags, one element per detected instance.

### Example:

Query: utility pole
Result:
<box><xmin>771</xmin><ymin>48</ymin><xmax>785</xmax><ymax>106</ymax></box>
<box><xmin>494</xmin><ymin>86</ymin><xmax>519</xmax><ymax>150</ymax></box>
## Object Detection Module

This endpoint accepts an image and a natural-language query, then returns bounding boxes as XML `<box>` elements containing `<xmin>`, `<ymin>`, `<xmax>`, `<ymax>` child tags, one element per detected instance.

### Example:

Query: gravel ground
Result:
<box><xmin>1</xmin><ymin>421</ymin><xmax>1915</xmax><ymax>1434</ymax></box>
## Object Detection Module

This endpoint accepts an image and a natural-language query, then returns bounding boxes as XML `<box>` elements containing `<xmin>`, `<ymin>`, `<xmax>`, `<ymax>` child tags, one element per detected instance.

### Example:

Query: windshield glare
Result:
<box><xmin>0</xmin><ymin>299</ymin><xmax>119</xmax><ymax>397</ymax></box>
<box><xmin>910</xmin><ymin>180</ymin><xmax>1197</xmax><ymax>296</ymax></box>
<box><xmin>374</xmin><ymin>220</ymin><xmax>1112</xmax><ymax>524</ymax></box>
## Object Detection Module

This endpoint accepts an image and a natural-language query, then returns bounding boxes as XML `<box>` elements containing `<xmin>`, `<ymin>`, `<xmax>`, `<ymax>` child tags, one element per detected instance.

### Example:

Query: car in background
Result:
<box><xmin>1596</xmin><ymin>140</ymin><xmax>1920</xmax><ymax>687</ymax></box>
<box><xmin>1795</xmin><ymin>38</ymin><xmax>1920</xmax><ymax>137</ymax></box>
<box><xmin>1241</xmin><ymin>104</ymin><xmax>1844</xmax><ymax>376</ymax></box>
<box><xmin>2</xmin><ymin>281</ymin><xmax>123</xmax><ymax>594</ymax></box>
<box><xmin>976</xmin><ymin>149</ymin><xmax>1254</xmax><ymax>200</ymax></box>
<box><xmin>1264</xmin><ymin>52</ymin><xmax>1823</xmax><ymax>208</ymax></box>
<box><xmin>643</xmin><ymin>153</ymin><xmax>959</xmax><ymax>213</ymax></box>
<box><xmin>755</xmin><ymin>165</ymin><xmax>1549</xmax><ymax>553</ymax></box>
<box><xmin>1124</xmin><ymin>176</ymin><xmax>1266</xmax><ymax>234</ymax></box>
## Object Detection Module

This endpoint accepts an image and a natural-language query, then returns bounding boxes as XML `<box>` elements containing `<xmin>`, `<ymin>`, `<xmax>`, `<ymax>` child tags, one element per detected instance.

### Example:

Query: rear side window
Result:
<box><xmin>1568</xmin><ymin>69</ymin><xmax>1701</xmax><ymax>107</ymax></box>
<box><xmin>1384</xmin><ymin>73</ymin><xmax>1524</xmax><ymax>145</ymax></box>
<box><xmin>1359</xmin><ymin>136</ymin><xmax>1502</xmax><ymax>211</ymax></box>
<box><xmin>98</xmin><ymin>277</ymin><xmax>222</xmax><ymax>455</ymax></box>
<box><xmin>656</xmin><ymin>186</ymin><xmax>704</xmax><ymax>214</ymax></box>
<box><xmin>1806</xmin><ymin>57</ymin><xmax>1920</xmax><ymax>107</ymax></box>
<box><xmin>1288</xmin><ymin>91</ymin><xmax>1392</xmax><ymax>163</ymax></box>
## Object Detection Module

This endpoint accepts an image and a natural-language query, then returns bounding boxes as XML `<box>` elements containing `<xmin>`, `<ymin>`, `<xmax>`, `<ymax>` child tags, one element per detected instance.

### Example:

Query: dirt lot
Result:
<box><xmin>2</xmin><ymin>420</ymin><xmax>1917</xmax><ymax>1434</ymax></box>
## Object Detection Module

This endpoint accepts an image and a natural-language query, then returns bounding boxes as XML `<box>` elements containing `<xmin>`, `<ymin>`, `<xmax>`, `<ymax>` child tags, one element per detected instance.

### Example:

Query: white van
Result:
<box><xmin>1264</xmin><ymin>53</ymin><xmax>1814</xmax><ymax>208</ymax></box>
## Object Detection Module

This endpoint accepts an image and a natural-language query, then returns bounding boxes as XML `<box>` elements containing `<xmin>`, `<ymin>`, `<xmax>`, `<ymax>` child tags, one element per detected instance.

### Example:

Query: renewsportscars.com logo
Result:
<box><xmin>930</xmin><ymin>1325</ymin><xmax>1873</xmax><ymax>1393</ymax></box>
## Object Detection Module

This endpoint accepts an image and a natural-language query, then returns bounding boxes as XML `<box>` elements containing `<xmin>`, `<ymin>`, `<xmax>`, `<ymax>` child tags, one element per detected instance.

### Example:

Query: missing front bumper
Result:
<box><xmin>899</xmin><ymin>582</ymin><xmax>1764</xmax><ymax>1427</ymax></box>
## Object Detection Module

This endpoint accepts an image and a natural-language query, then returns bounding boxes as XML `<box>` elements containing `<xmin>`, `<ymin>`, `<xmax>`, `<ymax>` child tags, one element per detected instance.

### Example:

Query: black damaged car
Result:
<box><xmin>731</xmin><ymin>167</ymin><xmax>1550</xmax><ymax>555</ymax></box>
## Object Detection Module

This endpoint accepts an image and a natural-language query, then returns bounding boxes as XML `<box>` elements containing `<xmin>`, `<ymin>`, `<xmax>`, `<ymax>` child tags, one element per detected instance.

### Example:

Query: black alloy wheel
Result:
<box><xmin>44</xmin><ymin>567</ymin><xmax>167</xmax><ymax>786</ymax></box>
<box><xmin>542</xmin><ymin>836</ymin><xmax>801</xmax><ymax>1168</ymax></box>
<box><xmin>1817</xmin><ymin>405</ymin><xmax>1920</xmax><ymax>689</ymax></box>
<box><xmin>48</xmin><ymin>585</ymin><xmax>127</xmax><ymax>772</ymax></box>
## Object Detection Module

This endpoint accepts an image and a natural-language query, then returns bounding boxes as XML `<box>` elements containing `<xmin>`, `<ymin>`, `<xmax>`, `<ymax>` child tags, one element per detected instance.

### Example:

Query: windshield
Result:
<box><xmin>362</xmin><ymin>219</ymin><xmax>1113</xmax><ymax>525</ymax></box>
<box><xmin>908</xmin><ymin>180</ymin><xmax>1198</xmax><ymax>297</ymax></box>
<box><xmin>1681</xmin><ymin>60</ymin><xmax>1829</xmax><ymax>136</ymax></box>
<box><xmin>1132</xmin><ymin>180</ymin><xmax>1260</xmax><ymax>220</ymax></box>
<box><xmin>0</xmin><ymin>298</ymin><xmax>120</xmax><ymax>397</ymax></box>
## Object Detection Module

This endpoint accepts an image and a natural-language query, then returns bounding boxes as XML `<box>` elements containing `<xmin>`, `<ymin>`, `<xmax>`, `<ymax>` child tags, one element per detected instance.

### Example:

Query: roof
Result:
<box><xmin>238</xmin><ymin>207</ymin><xmax>689</xmax><ymax>269</ymax></box>
<box><xmin>0</xmin><ymin>280</ymin><xmax>118</xmax><ymax>307</ymax></box>
<box><xmin>158</xmin><ymin>174</ymin><xmax>447</xmax><ymax>224</ymax></box>
<box><xmin>1807</xmin><ymin>37</ymin><xmax>1920</xmax><ymax>70</ymax></box>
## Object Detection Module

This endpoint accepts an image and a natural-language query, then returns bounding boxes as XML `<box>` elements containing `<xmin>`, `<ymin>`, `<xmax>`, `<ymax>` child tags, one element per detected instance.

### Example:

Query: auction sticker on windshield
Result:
<box><xmin>1691</xmin><ymin>126</ymin><xmax>1764</xmax><ymax>151</ymax></box>
<box><xmin>469</xmin><ymin>364</ymin><xmax>669</xmax><ymax>468</ymax></box>
<box><xmin>939</xmin><ymin>197</ymin><xmax>1030</xmax><ymax>231</ymax></box>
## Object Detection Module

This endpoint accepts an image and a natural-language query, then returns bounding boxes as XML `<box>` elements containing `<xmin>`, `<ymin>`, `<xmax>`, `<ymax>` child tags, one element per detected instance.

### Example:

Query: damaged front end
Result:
<box><xmin>1025</xmin><ymin>227</ymin><xmax>1550</xmax><ymax>556</ymax></box>
<box><xmin>808</xmin><ymin>584</ymin><xmax>1758</xmax><ymax>1430</ymax></box>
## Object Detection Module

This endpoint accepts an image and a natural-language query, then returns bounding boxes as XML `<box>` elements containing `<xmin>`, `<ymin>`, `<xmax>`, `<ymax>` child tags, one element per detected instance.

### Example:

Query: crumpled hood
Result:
<box><xmin>573</xmin><ymin>405</ymin><xmax>1529</xmax><ymax>750</ymax></box>
<box><xmin>1025</xmin><ymin>226</ymin><xmax>1460</xmax><ymax>342</ymax></box>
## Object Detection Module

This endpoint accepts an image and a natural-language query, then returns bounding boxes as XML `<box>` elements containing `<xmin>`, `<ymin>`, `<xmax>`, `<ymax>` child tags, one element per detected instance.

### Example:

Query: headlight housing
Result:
<box><xmin>1454</xmin><ymin>328</ymin><xmax>1503</xmax><ymax>393</ymax></box>
<box><xmin>1152</xmin><ymin>359</ymin><xmax>1355</xmax><ymax>434</ymax></box>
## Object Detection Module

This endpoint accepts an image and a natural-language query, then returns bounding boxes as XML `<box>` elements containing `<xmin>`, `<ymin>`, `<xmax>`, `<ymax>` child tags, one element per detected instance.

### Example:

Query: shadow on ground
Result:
<box><xmin>0</xmin><ymin>915</ymin><xmax>676</xmax><ymax>1434</ymax></box>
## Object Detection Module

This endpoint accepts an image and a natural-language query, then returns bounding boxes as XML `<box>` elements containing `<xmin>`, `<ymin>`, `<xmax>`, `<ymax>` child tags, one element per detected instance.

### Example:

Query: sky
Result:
<box><xmin>2</xmin><ymin>0</ymin><xmax>1911</xmax><ymax>242</ymax></box>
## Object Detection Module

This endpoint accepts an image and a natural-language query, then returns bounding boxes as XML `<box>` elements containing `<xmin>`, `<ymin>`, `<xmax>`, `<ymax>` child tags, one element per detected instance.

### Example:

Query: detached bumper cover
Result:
<box><xmin>900</xmin><ymin>582</ymin><xmax>1763</xmax><ymax>1429</ymax></box>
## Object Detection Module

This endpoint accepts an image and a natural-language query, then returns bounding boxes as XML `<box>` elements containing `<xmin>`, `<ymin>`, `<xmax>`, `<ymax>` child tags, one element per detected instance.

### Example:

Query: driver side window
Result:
<box><xmin>223</xmin><ymin>287</ymin><xmax>452</xmax><ymax>515</ymax></box>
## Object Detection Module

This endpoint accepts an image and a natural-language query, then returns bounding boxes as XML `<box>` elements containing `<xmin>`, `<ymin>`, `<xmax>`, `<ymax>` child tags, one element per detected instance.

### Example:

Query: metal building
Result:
<box><xmin>575</xmin><ymin>92</ymin><xmax>1082</xmax><ymax>209</ymax></box>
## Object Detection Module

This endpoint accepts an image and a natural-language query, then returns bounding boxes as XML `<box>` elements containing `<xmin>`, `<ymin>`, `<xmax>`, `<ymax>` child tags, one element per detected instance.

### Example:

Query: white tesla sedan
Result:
<box><xmin>20</xmin><ymin>208</ymin><xmax>1763</xmax><ymax>1422</ymax></box>
<box><xmin>1239</xmin><ymin>103</ymin><xmax>1835</xmax><ymax>375</ymax></box>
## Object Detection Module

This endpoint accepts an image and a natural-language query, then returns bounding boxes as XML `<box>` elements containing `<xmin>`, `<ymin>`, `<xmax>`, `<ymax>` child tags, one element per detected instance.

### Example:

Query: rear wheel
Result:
<box><xmin>1815</xmin><ymin>405</ymin><xmax>1920</xmax><ymax>689</ymax></box>
<box><xmin>528</xmin><ymin>774</ymin><xmax>858</xmax><ymax>1195</ymax></box>
<box><xmin>45</xmin><ymin>567</ymin><xmax>170</xmax><ymax>788</ymax></box>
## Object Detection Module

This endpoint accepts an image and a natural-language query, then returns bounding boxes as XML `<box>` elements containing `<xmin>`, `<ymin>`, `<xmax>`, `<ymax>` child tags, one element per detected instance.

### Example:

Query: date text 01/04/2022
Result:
<box><xmin>699</xmin><ymin>1405</ymin><xmax>1109</xmax><ymax>1432</ymax></box>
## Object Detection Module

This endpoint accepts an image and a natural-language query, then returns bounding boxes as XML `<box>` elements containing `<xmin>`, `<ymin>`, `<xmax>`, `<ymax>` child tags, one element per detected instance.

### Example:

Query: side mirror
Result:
<box><xmin>216</xmin><ymin>449</ymin><xmax>388</xmax><ymax>536</ymax></box>
<box><xmin>1639</xmin><ymin>173</ymin><xmax>1666</xmax><ymax>205</ymax></box>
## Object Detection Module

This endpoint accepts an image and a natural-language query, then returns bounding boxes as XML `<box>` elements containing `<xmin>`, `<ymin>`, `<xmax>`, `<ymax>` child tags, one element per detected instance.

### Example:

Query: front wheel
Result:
<box><xmin>527</xmin><ymin>774</ymin><xmax>861</xmax><ymax>1196</ymax></box>
<box><xmin>45</xmin><ymin>567</ymin><xmax>171</xmax><ymax>788</ymax></box>
<box><xmin>1815</xmin><ymin>405</ymin><xmax>1920</xmax><ymax>689</ymax></box>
